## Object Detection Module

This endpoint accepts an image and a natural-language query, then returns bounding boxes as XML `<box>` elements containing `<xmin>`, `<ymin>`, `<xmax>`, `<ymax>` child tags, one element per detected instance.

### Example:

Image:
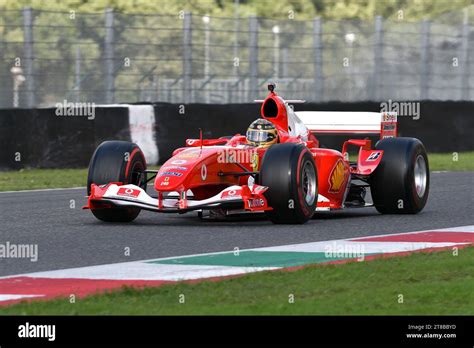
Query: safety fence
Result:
<box><xmin>0</xmin><ymin>8</ymin><xmax>473</xmax><ymax>108</ymax></box>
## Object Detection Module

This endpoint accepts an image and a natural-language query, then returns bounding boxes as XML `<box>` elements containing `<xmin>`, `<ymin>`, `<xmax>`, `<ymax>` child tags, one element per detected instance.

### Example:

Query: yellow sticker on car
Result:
<box><xmin>329</xmin><ymin>160</ymin><xmax>345</xmax><ymax>192</ymax></box>
<box><xmin>251</xmin><ymin>152</ymin><xmax>259</xmax><ymax>171</ymax></box>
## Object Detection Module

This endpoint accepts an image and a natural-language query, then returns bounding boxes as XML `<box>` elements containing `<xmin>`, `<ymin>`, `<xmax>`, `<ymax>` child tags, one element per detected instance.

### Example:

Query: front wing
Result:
<box><xmin>84</xmin><ymin>183</ymin><xmax>272</xmax><ymax>214</ymax></box>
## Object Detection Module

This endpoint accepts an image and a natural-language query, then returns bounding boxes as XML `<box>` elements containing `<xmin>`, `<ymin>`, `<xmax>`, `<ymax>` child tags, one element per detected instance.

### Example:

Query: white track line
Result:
<box><xmin>5</xmin><ymin>263</ymin><xmax>277</xmax><ymax>281</ymax></box>
<box><xmin>0</xmin><ymin>294</ymin><xmax>44</xmax><ymax>301</ymax></box>
<box><xmin>0</xmin><ymin>187</ymin><xmax>85</xmax><ymax>194</ymax></box>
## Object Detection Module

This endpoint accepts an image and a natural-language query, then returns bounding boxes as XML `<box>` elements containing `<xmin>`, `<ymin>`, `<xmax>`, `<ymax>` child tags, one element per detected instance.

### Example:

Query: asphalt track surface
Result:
<box><xmin>1</xmin><ymin>171</ymin><xmax>473</xmax><ymax>277</ymax></box>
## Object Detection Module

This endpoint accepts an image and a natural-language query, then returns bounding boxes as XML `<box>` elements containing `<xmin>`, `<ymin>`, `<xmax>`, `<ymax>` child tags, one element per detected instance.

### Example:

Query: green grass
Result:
<box><xmin>0</xmin><ymin>168</ymin><xmax>88</xmax><ymax>191</ymax></box>
<box><xmin>0</xmin><ymin>152</ymin><xmax>471</xmax><ymax>192</ymax></box>
<box><xmin>0</xmin><ymin>166</ymin><xmax>161</xmax><ymax>192</ymax></box>
<box><xmin>428</xmin><ymin>152</ymin><xmax>474</xmax><ymax>171</ymax></box>
<box><xmin>3</xmin><ymin>247</ymin><xmax>474</xmax><ymax>315</ymax></box>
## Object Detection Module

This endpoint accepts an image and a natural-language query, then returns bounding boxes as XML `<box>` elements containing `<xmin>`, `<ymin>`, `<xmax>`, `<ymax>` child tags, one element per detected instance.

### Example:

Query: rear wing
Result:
<box><xmin>295</xmin><ymin>111</ymin><xmax>398</xmax><ymax>139</ymax></box>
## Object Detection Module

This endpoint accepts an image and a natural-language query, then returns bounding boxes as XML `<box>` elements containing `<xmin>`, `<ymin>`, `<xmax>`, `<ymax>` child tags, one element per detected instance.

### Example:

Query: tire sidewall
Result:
<box><xmin>261</xmin><ymin>143</ymin><xmax>317</xmax><ymax>224</ymax></box>
<box><xmin>87</xmin><ymin>141</ymin><xmax>146</xmax><ymax>195</ymax></box>
<box><xmin>371</xmin><ymin>137</ymin><xmax>429</xmax><ymax>213</ymax></box>
<box><xmin>87</xmin><ymin>141</ymin><xmax>147</xmax><ymax>222</ymax></box>
<box><xmin>404</xmin><ymin>142</ymin><xmax>429</xmax><ymax>212</ymax></box>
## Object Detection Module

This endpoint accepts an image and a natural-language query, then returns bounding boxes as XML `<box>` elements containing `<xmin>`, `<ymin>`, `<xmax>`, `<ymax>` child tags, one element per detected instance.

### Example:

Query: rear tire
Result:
<box><xmin>260</xmin><ymin>143</ymin><xmax>317</xmax><ymax>224</ymax></box>
<box><xmin>370</xmin><ymin>137</ymin><xmax>429</xmax><ymax>214</ymax></box>
<box><xmin>87</xmin><ymin>141</ymin><xmax>147</xmax><ymax>222</ymax></box>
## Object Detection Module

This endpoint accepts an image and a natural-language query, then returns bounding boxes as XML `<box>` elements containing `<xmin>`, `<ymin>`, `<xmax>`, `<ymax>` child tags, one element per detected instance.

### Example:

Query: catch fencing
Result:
<box><xmin>0</xmin><ymin>8</ymin><xmax>473</xmax><ymax>107</ymax></box>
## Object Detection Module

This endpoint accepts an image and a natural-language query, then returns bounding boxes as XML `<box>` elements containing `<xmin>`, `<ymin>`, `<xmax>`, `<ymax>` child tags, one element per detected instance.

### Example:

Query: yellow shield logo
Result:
<box><xmin>329</xmin><ymin>160</ymin><xmax>345</xmax><ymax>192</ymax></box>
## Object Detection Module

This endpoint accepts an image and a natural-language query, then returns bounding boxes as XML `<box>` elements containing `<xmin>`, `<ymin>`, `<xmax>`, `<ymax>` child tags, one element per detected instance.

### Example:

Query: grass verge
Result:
<box><xmin>0</xmin><ymin>168</ymin><xmax>88</xmax><ymax>191</ymax></box>
<box><xmin>428</xmin><ymin>151</ymin><xmax>474</xmax><ymax>171</ymax></box>
<box><xmin>0</xmin><ymin>152</ymin><xmax>471</xmax><ymax>192</ymax></box>
<box><xmin>0</xmin><ymin>166</ymin><xmax>161</xmax><ymax>192</ymax></box>
<box><xmin>2</xmin><ymin>247</ymin><xmax>474</xmax><ymax>315</ymax></box>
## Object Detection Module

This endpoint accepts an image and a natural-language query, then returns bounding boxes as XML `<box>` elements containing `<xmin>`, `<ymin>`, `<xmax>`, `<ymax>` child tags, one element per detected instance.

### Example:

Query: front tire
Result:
<box><xmin>370</xmin><ymin>137</ymin><xmax>429</xmax><ymax>214</ymax></box>
<box><xmin>260</xmin><ymin>143</ymin><xmax>317</xmax><ymax>224</ymax></box>
<box><xmin>87</xmin><ymin>141</ymin><xmax>147</xmax><ymax>222</ymax></box>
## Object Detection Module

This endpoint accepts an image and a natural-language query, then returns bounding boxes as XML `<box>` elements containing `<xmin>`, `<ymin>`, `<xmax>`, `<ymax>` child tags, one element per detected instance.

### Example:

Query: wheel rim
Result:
<box><xmin>414</xmin><ymin>154</ymin><xmax>427</xmax><ymax>198</ymax></box>
<box><xmin>301</xmin><ymin>161</ymin><xmax>317</xmax><ymax>205</ymax></box>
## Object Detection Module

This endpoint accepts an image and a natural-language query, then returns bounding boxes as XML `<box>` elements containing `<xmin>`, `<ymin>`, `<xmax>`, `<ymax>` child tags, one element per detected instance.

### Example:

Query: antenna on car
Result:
<box><xmin>268</xmin><ymin>82</ymin><xmax>276</xmax><ymax>93</ymax></box>
<box><xmin>199</xmin><ymin>128</ymin><xmax>203</xmax><ymax>151</ymax></box>
<box><xmin>254</xmin><ymin>82</ymin><xmax>306</xmax><ymax>103</ymax></box>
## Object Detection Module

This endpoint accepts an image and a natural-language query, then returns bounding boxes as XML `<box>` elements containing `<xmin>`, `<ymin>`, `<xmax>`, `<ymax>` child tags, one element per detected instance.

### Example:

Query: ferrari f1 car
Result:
<box><xmin>84</xmin><ymin>84</ymin><xmax>429</xmax><ymax>224</ymax></box>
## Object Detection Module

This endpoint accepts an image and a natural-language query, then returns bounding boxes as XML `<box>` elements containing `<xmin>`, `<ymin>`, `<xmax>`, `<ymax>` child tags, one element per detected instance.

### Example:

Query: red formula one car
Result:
<box><xmin>85</xmin><ymin>84</ymin><xmax>429</xmax><ymax>224</ymax></box>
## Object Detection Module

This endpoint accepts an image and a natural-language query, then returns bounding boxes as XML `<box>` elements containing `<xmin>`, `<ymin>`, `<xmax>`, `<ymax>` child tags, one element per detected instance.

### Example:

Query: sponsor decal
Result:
<box><xmin>161</xmin><ymin>165</ymin><xmax>188</xmax><ymax>171</ymax></box>
<box><xmin>201</xmin><ymin>164</ymin><xmax>207</xmax><ymax>181</ymax></box>
<box><xmin>176</xmin><ymin>150</ymin><xmax>200</xmax><ymax>159</ymax></box>
<box><xmin>221</xmin><ymin>189</ymin><xmax>241</xmax><ymax>199</ymax></box>
<box><xmin>367</xmin><ymin>151</ymin><xmax>381</xmax><ymax>161</ymax></box>
<box><xmin>381</xmin><ymin>111</ymin><xmax>398</xmax><ymax>138</ymax></box>
<box><xmin>117</xmin><ymin>187</ymin><xmax>141</xmax><ymax>198</ymax></box>
<box><xmin>329</xmin><ymin>160</ymin><xmax>346</xmax><ymax>192</ymax></box>
<box><xmin>381</xmin><ymin>112</ymin><xmax>398</xmax><ymax>122</ymax></box>
<box><xmin>159</xmin><ymin>171</ymin><xmax>183</xmax><ymax>177</ymax></box>
<box><xmin>251</xmin><ymin>152</ymin><xmax>259</xmax><ymax>171</ymax></box>
<box><xmin>382</xmin><ymin>124</ymin><xmax>396</xmax><ymax>131</ymax></box>
<box><xmin>171</xmin><ymin>159</ymin><xmax>187</xmax><ymax>165</ymax></box>
<box><xmin>248</xmin><ymin>198</ymin><xmax>265</xmax><ymax>208</ymax></box>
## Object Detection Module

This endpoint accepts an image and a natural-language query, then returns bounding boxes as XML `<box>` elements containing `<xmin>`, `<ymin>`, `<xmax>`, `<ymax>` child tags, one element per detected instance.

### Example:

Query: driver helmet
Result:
<box><xmin>246</xmin><ymin>119</ymin><xmax>278</xmax><ymax>148</ymax></box>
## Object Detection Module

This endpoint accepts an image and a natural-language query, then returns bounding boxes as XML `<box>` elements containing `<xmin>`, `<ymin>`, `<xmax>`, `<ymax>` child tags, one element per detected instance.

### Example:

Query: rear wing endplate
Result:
<box><xmin>295</xmin><ymin>111</ymin><xmax>398</xmax><ymax>139</ymax></box>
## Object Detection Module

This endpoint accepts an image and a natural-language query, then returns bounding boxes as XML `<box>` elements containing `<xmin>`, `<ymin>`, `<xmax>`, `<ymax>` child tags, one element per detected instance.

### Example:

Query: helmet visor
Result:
<box><xmin>246</xmin><ymin>130</ymin><xmax>276</xmax><ymax>143</ymax></box>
